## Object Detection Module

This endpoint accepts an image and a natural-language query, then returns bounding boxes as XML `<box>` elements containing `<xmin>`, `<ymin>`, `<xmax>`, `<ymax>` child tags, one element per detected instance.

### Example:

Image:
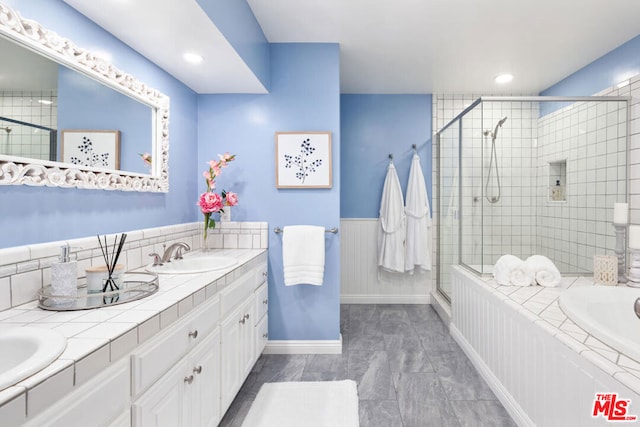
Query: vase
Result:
<box><xmin>202</xmin><ymin>230</ymin><xmax>211</xmax><ymax>252</ymax></box>
<box><xmin>220</xmin><ymin>206</ymin><xmax>231</xmax><ymax>222</ymax></box>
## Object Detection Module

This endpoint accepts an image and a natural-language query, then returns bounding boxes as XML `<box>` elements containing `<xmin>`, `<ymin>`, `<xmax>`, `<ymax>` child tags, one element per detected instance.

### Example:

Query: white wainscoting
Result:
<box><xmin>340</xmin><ymin>219</ymin><xmax>430</xmax><ymax>304</ymax></box>
<box><xmin>451</xmin><ymin>267</ymin><xmax>640</xmax><ymax>427</ymax></box>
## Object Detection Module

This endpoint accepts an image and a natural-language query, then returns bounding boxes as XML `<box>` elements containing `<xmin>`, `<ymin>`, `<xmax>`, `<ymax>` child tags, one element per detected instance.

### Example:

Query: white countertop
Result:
<box><xmin>0</xmin><ymin>248</ymin><xmax>266</xmax><ymax>414</ymax></box>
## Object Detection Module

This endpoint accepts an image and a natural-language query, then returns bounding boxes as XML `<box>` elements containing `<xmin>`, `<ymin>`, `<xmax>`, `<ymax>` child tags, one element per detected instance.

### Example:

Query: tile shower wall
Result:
<box><xmin>0</xmin><ymin>221</ymin><xmax>268</xmax><ymax>311</ymax></box>
<box><xmin>435</xmin><ymin>83</ymin><xmax>633</xmax><ymax>281</ymax></box>
<box><xmin>0</xmin><ymin>91</ymin><xmax>57</xmax><ymax>160</ymax></box>
<box><xmin>536</xmin><ymin>87</ymin><xmax>628</xmax><ymax>272</ymax></box>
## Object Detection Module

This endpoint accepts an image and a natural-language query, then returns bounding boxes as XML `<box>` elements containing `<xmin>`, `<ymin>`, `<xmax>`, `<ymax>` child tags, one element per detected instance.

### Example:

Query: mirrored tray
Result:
<box><xmin>38</xmin><ymin>272</ymin><xmax>159</xmax><ymax>311</ymax></box>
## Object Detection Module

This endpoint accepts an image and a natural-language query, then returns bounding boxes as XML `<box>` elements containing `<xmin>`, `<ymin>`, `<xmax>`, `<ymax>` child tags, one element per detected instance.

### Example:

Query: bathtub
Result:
<box><xmin>559</xmin><ymin>285</ymin><xmax>640</xmax><ymax>363</ymax></box>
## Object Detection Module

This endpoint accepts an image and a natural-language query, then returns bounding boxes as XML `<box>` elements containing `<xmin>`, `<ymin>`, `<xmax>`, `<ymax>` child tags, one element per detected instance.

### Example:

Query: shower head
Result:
<box><xmin>493</xmin><ymin>116</ymin><xmax>507</xmax><ymax>139</ymax></box>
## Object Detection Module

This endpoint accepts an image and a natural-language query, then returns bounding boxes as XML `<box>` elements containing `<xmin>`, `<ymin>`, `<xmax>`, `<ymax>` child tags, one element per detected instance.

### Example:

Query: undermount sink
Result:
<box><xmin>0</xmin><ymin>327</ymin><xmax>67</xmax><ymax>391</ymax></box>
<box><xmin>146</xmin><ymin>253</ymin><xmax>237</xmax><ymax>275</ymax></box>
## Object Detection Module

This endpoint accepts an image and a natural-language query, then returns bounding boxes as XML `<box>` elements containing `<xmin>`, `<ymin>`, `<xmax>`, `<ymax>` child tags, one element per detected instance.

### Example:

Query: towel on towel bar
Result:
<box><xmin>283</xmin><ymin>225</ymin><xmax>325</xmax><ymax>286</ymax></box>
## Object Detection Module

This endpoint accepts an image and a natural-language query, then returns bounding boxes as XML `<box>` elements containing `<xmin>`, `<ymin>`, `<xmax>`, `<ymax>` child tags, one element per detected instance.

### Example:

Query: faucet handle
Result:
<box><xmin>149</xmin><ymin>253</ymin><xmax>163</xmax><ymax>266</ymax></box>
<box><xmin>174</xmin><ymin>243</ymin><xmax>191</xmax><ymax>260</ymax></box>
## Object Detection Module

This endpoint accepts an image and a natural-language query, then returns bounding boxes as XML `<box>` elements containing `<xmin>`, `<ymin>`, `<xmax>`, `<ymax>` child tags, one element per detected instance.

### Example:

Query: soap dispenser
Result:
<box><xmin>551</xmin><ymin>180</ymin><xmax>564</xmax><ymax>201</ymax></box>
<box><xmin>50</xmin><ymin>244</ymin><xmax>77</xmax><ymax>297</ymax></box>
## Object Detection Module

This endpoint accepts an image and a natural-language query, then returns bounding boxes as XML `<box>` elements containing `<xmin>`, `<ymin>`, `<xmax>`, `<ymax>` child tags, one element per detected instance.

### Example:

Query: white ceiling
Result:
<box><xmin>64</xmin><ymin>0</ymin><xmax>640</xmax><ymax>95</ymax></box>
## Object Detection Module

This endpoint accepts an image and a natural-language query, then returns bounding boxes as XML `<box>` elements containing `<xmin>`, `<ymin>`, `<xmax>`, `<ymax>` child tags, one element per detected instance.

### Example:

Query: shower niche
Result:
<box><xmin>548</xmin><ymin>160</ymin><xmax>566</xmax><ymax>202</ymax></box>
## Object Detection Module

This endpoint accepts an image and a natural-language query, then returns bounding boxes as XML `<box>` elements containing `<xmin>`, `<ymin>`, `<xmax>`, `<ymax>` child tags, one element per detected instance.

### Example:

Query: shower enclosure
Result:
<box><xmin>436</xmin><ymin>96</ymin><xmax>630</xmax><ymax>301</ymax></box>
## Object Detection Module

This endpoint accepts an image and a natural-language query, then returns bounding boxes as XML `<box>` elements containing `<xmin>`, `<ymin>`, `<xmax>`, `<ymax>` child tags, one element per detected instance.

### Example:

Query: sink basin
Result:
<box><xmin>146</xmin><ymin>254</ymin><xmax>237</xmax><ymax>274</ymax></box>
<box><xmin>0</xmin><ymin>327</ymin><xmax>67</xmax><ymax>391</ymax></box>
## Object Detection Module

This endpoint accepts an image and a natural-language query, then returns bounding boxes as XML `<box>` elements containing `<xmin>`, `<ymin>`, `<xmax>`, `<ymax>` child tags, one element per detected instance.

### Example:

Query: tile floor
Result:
<box><xmin>220</xmin><ymin>304</ymin><xmax>516</xmax><ymax>426</ymax></box>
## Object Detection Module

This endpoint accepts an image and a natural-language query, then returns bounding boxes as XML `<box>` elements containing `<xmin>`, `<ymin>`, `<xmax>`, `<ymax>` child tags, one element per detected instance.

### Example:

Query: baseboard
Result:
<box><xmin>340</xmin><ymin>294</ymin><xmax>430</xmax><ymax>304</ymax></box>
<box><xmin>263</xmin><ymin>334</ymin><xmax>343</xmax><ymax>355</ymax></box>
<box><xmin>430</xmin><ymin>291</ymin><xmax>451</xmax><ymax>326</ymax></box>
<box><xmin>450</xmin><ymin>325</ymin><xmax>534</xmax><ymax>427</ymax></box>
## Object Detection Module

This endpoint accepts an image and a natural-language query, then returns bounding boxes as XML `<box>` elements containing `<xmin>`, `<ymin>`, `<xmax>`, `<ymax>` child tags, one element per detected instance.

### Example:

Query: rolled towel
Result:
<box><xmin>525</xmin><ymin>255</ymin><xmax>561</xmax><ymax>287</ymax></box>
<box><xmin>509</xmin><ymin>263</ymin><xmax>534</xmax><ymax>287</ymax></box>
<box><xmin>493</xmin><ymin>255</ymin><xmax>525</xmax><ymax>286</ymax></box>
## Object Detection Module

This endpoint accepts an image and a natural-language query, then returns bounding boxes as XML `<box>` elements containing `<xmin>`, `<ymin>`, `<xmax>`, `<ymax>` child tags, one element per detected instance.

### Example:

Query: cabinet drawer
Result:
<box><xmin>220</xmin><ymin>270</ymin><xmax>255</xmax><ymax>319</ymax></box>
<box><xmin>255</xmin><ymin>263</ymin><xmax>268</xmax><ymax>287</ymax></box>
<box><xmin>254</xmin><ymin>283</ymin><xmax>268</xmax><ymax>325</ymax></box>
<box><xmin>131</xmin><ymin>295</ymin><xmax>220</xmax><ymax>397</ymax></box>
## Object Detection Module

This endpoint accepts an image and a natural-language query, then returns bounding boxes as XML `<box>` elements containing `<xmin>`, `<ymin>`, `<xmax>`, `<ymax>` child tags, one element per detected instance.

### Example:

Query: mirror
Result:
<box><xmin>0</xmin><ymin>4</ymin><xmax>169</xmax><ymax>192</ymax></box>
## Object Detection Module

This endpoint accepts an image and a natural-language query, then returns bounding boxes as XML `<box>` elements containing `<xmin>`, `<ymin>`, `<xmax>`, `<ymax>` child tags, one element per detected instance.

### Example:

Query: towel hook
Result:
<box><xmin>412</xmin><ymin>144</ymin><xmax>417</xmax><ymax>152</ymax></box>
<box><xmin>388</xmin><ymin>153</ymin><xmax>393</xmax><ymax>160</ymax></box>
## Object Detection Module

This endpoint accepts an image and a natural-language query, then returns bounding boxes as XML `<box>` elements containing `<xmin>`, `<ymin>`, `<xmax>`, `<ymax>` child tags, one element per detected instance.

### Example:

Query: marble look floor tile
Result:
<box><xmin>393</xmin><ymin>372</ymin><xmax>461</xmax><ymax>427</ymax></box>
<box><xmin>420</xmin><ymin>330</ymin><xmax>461</xmax><ymax>353</ymax></box>
<box><xmin>451</xmin><ymin>400</ymin><xmax>517</xmax><ymax>427</ymax></box>
<box><xmin>359</xmin><ymin>400</ymin><xmax>403</xmax><ymax>427</ymax></box>
<box><xmin>218</xmin><ymin>397</ymin><xmax>253</xmax><ymax>427</ymax></box>
<box><xmin>429</xmin><ymin>351</ymin><xmax>497</xmax><ymax>401</ymax></box>
<box><xmin>386</xmin><ymin>347</ymin><xmax>435</xmax><ymax>373</ymax></box>
<box><xmin>348</xmin><ymin>329</ymin><xmax>386</xmax><ymax>351</ymax></box>
<box><xmin>404</xmin><ymin>305</ymin><xmax>441</xmax><ymax>323</ymax></box>
<box><xmin>348</xmin><ymin>350</ymin><xmax>396</xmax><ymax>400</ymax></box>
<box><xmin>301</xmin><ymin>354</ymin><xmax>348</xmax><ymax>381</ymax></box>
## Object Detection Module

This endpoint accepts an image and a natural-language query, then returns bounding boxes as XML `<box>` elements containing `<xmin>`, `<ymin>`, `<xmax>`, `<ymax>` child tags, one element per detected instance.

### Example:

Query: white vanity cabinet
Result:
<box><xmin>132</xmin><ymin>329</ymin><xmax>221</xmax><ymax>427</ymax></box>
<box><xmin>219</xmin><ymin>264</ymin><xmax>267</xmax><ymax>413</ymax></box>
<box><xmin>254</xmin><ymin>282</ymin><xmax>268</xmax><ymax>358</ymax></box>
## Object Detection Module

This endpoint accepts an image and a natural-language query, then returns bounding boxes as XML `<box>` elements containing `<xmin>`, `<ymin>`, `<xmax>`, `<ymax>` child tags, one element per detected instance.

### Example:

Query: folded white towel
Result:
<box><xmin>525</xmin><ymin>255</ymin><xmax>561</xmax><ymax>287</ymax></box>
<box><xmin>493</xmin><ymin>255</ymin><xmax>529</xmax><ymax>286</ymax></box>
<box><xmin>283</xmin><ymin>225</ymin><xmax>325</xmax><ymax>286</ymax></box>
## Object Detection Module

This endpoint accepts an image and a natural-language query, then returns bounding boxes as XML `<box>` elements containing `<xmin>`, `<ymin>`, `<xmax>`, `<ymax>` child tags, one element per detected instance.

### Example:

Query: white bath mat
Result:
<box><xmin>241</xmin><ymin>380</ymin><xmax>359</xmax><ymax>427</ymax></box>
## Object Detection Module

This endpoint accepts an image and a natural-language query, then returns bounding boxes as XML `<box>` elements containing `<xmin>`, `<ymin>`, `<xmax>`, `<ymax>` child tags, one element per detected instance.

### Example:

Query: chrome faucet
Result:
<box><xmin>161</xmin><ymin>242</ymin><xmax>191</xmax><ymax>263</ymax></box>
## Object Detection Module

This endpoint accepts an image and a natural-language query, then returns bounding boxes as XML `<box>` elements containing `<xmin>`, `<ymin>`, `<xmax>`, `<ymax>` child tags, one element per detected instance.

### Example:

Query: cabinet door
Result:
<box><xmin>220</xmin><ymin>307</ymin><xmax>242</xmax><ymax>412</ymax></box>
<box><xmin>255</xmin><ymin>314</ymin><xmax>268</xmax><ymax>361</ymax></box>
<box><xmin>238</xmin><ymin>297</ymin><xmax>255</xmax><ymax>379</ymax></box>
<box><xmin>190</xmin><ymin>329</ymin><xmax>221</xmax><ymax>427</ymax></box>
<box><xmin>132</xmin><ymin>358</ymin><xmax>190</xmax><ymax>427</ymax></box>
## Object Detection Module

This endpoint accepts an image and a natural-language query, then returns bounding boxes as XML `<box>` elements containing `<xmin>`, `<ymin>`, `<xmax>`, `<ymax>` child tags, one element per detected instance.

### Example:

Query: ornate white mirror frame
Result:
<box><xmin>0</xmin><ymin>4</ymin><xmax>169</xmax><ymax>192</ymax></box>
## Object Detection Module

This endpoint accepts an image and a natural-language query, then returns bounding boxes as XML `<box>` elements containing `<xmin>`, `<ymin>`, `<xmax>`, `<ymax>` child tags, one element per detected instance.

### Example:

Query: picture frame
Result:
<box><xmin>275</xmin><ymin>131</ymin><xmax>332</xmax><ymax>188</ymax></box>
<box><xmin>61</xmin><ymin>130</ymin><xmax>121</xmax><ymax>170</ymax></box>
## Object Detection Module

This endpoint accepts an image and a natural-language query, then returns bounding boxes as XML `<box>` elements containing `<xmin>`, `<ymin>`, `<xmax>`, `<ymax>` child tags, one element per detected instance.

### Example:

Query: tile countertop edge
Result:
<box><xmin>452</xmin><ymin>266</ymin><xmax>640</xmax><ymax>396</ymax></box>
<box><xmin>0</xmin><ymin>248</ymin><xmax>267</xmax><ymax>415</ymax></box>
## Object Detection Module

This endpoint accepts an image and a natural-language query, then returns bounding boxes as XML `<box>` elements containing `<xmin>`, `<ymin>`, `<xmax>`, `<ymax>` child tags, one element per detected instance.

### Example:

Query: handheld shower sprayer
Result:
<box><xmin>484</xmin><ymin>116</ymin><xmax>507</xmax><ymax>204</ymax></box>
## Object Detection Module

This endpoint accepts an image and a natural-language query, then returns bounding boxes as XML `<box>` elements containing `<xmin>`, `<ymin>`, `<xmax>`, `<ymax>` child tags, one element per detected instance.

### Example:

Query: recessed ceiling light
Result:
<box><xmin>183</xmin><ymin>52</ymin><xmax>203</xmax><ymax>64</ymax></box>
<box><xmin>38</xmin><ymin>100</ymin><xmax>53</xmax><ymax>105</ymax></box>
<box><xmin>495</xmin><ymin>73</ymin><xmax>513</xmax><ymax>84</ymax></box>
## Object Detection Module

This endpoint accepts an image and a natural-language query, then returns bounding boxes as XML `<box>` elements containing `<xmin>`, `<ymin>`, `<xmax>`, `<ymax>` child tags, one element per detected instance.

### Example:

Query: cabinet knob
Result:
<box><xmin>263</xmin><ymin>299</ymin><xmax>268</xmax><ymax>305</ymax></box>
<box><xmin>244</xmin><ymin>313</ymin><xmax>250</xmax><ymax>320</ymax></box>
<box><xmin>262</xmin><ymin>333</ymin><xmax>268</xmax><ymax>339</ymax></box>
<box><xmin>193</xmin><ymin>365</ymin><xmax>202</xmax><ymax>375</ymax></box>
<box><xmin>239</xmin><ymin>318</ymin><xmax>246</xmax><ymax>325</ymax></box>
<box><xmin>262</xmin><ymin>271</ymin><xmax>267</xmax><ymax>277</ymax></box>
<box><xmin>184</xmin><ymin>375</ymin><xmax>194</xmax><ymax>384</ymax></box>
<box><xmin>188</xmin><ymin>330</ymin><xmax>198</xmax><ymax>339</ymax></box>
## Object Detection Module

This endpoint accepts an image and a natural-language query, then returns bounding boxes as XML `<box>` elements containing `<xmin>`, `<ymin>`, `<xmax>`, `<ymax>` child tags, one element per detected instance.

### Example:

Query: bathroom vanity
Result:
<box><xmin>0</xmin><ymin>247</ymin><xmax>268</xmax><ymax>427</ymax></box>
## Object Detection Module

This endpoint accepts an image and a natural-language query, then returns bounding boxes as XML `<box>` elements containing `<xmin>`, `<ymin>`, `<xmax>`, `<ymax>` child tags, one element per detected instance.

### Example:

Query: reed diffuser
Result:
<box><xmin>97</xmin><ymin>233</ymin><xmax>127</xmax><ymax>292</ymax></box>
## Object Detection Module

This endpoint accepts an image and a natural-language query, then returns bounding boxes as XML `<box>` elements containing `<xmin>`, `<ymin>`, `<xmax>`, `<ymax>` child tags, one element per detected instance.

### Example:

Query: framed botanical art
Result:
<box><xmin>275</xmin><ymin>131</ymin><xmax>332</xmax><ymax>188</ymax></box>
<box><xmin>61</xmin><ymin>130</ymin><xmax>121</xmax><ymax>170</ymax></box>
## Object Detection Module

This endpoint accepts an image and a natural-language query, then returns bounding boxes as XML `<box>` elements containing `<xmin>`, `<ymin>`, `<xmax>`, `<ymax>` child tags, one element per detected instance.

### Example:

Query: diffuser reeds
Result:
<box><xmin>97</xmin><ymin>233</ymin><xmax>127</xmax><ymax>293</ymax></box>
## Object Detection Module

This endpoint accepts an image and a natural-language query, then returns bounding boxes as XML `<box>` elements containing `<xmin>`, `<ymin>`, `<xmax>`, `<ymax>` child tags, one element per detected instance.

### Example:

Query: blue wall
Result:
<box><xmin>196</xmin><ymin>0</ymin><xmax>270</xmax><ymax>91</ymax></box>
<box><xmin>1</xmin><ymin>0</ymin><xmax>198</xmax><ymax>248</ymax></box>
<box><xmin>198</xmin><ymin>43</ymin><xmax>341</xmax><ymax>341</ymax></box>
<box><xmin>57</xmin><ymin>66</ymin><xmax>151</xmax><ymax>174</ymax></box>
<box><xmin>340</xmin><ymin>95</ymin><xmax>432</xmax><ymax>218</ymax></box>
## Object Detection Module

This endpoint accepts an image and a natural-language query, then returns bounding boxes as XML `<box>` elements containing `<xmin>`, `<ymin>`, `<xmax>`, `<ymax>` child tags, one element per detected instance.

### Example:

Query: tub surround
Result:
<box><xmin>452</xmin><ymin>266</ymin><xmax>640</xmax><ymax>426</ymax></box>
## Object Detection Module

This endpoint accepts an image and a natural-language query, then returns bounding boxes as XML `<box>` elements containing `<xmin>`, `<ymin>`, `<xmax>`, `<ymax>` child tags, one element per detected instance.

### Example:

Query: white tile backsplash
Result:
<box><xmin>0</xmin><ymin>221</ymin><xmax>268</xmax><ymax>312</ymax></box>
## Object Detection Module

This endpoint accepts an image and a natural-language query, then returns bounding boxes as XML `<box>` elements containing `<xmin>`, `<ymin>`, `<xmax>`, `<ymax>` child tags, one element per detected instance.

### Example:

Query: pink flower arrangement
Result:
<box><xmin>197</xmin><ymin>153</ymin><xmax>238</xmax><ymax>242</ymax></box>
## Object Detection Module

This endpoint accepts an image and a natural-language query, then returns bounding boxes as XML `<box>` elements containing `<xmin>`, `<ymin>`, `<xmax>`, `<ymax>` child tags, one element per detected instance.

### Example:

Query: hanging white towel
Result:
<box><xmin>405</xmin><ymin>153</ymin><xmax>432</xmax><ymax>273</ymax></box>
<box><xmin>283</xmin><ymin>225</ymin><xmax>325</xmax><ymax>286</ymax></box>
<box><xmin>378</xmin><ymin>162</ymin><xmax>406</xmax><ymax>273</ymax></box>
